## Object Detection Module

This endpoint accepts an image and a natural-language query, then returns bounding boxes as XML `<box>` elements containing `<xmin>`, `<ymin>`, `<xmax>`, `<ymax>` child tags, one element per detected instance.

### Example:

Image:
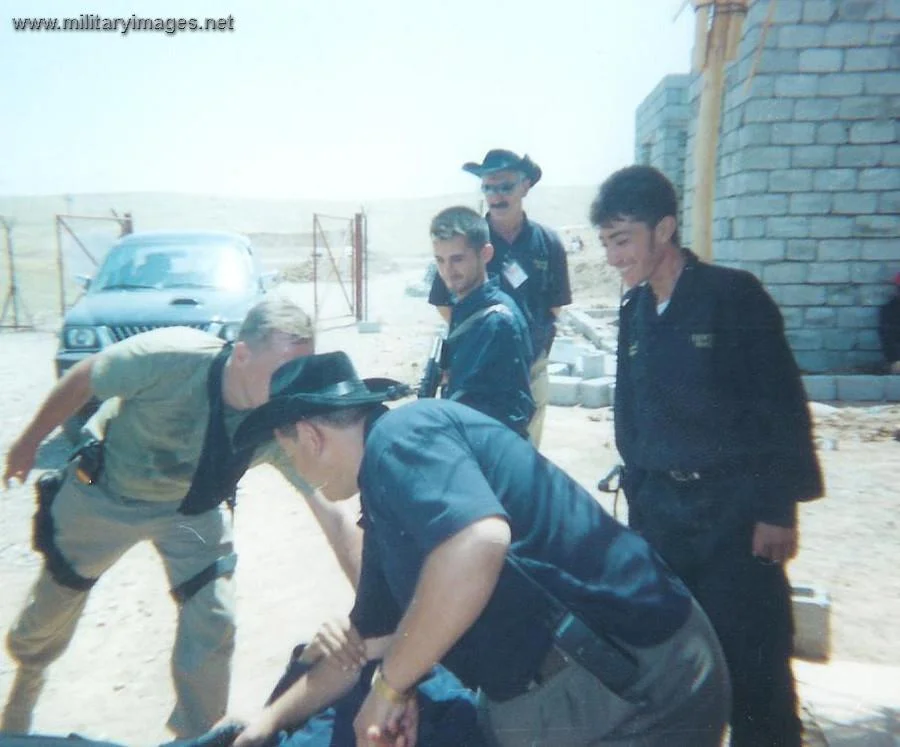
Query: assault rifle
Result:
<box><xmin>417</xmin><ymin>334</ymin><xmax>445</xmax><ymax>399</ymax></box>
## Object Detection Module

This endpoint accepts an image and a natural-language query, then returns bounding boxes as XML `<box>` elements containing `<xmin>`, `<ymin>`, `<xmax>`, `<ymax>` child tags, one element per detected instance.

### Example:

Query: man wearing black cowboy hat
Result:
<box><xmin>427</xmin><ymin>149</ymin><xmax>572</xmax><ymax>448</ymax></box>
<box><xmin>229</xmin><ymin>351</ymin><xmax>729</xmax><ymax>747</ymax></box>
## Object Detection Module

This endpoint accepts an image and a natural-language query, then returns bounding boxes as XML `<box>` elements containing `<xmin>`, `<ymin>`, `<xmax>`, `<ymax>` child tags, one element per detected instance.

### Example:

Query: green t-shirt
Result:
<box><xmin>89</xmin><ymin>327</ymin><xmax>312</xmax><ymax>503</ymax></box>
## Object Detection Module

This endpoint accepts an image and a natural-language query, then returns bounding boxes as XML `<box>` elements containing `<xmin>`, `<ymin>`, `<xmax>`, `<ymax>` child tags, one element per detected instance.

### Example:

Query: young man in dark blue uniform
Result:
<box><xmin>590</xmin><ymin>165</ymin><xmax>824</xmax><ymax>747</ymax></box>
<box><xmin>229</xmin><ymin>352</ymin><xmax>730</xmax><ymax>747</ymax></box>
<box><xmin>428</xmin><ymin>149</ymin><xmax>572</xmax><ymax>446</ymax></box>
<box><xmin>430</xmin><ymin>205</ymin><xmax>535</xmax><ymax>437</ymax></box>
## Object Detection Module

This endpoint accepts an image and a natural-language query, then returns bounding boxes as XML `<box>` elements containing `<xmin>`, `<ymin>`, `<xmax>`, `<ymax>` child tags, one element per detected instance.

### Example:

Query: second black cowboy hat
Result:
<box><xmin>233</xmin><ymin>351</ymin><xmax>409</xmax><ymax>451</ymax></box>
<box><xmin>462</xmin><ymin>149</ymin><xmax>542</xmax><ymax>186</ymax></box>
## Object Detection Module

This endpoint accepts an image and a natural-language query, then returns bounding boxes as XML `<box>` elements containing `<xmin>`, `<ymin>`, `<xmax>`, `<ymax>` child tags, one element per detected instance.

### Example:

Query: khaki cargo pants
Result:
<box><xmin>478</xmin><ymin>601</ymin><xmax>731</xmax><ymax>747</ymax></box>
<box><xmin>527</xmin><ymin>355</ymin><xmax>549</xmax><ymax>448</ymax></box>
<box><xmin>5</xmin><ymin>463</ymin><xmax>235</xmax><ymax>738</ymax></box>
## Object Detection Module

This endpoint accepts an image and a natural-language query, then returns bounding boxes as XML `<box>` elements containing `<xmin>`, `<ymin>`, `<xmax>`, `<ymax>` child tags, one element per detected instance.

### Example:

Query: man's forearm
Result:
<box><xmin>260</xmin><ymin>657</ymin><xmax>360</xmax><ymax>735</ymax></box>
<box><xmin>20</xmin><ymin>357</ymin><xmax>95</xmax><ymax>446</ymax></box>
<box><xmin>305</xmin><ymin>490</ymin><xmax>363</xmax><ymax>588</ymax></box>
<box><xmin>379</xmin><ymin>517</ymin><xmax>510</xmax><ymax>692</ymax></box>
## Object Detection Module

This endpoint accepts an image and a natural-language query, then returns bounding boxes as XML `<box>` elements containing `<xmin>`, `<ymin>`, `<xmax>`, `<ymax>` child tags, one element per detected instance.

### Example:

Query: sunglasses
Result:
<box><xmin>480</xmin><ymin>178</ymin><xmax>523</xmax><ymax>196</ymax></box>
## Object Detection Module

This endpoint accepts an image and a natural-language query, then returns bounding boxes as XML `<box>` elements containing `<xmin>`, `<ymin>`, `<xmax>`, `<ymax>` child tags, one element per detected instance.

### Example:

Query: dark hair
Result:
<box><xmin>274</xmin><ymin>405</ymin><xmax>376</xmax><ymax>440</ymax></box>
<box><xmin>589</xmin><ymin>165</ymin><xmax>680</xmax><ymax>245</ymax></box>
<box><xmin>430</xmin><ymin>206</ymin><xmax>489</xmax><ymax>251</ymax></box>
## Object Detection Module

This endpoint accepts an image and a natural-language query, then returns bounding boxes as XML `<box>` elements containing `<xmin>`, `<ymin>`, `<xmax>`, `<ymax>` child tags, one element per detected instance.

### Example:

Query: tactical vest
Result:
<box><xmin>178</xmin><ymin>344</ymin><xmax>255</xmax><ymax>515</ymax></box>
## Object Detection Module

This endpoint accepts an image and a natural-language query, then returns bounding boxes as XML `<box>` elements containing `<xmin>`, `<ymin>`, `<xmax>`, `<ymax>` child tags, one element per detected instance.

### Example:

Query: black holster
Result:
<box><xmin>32</xmin><ymin>468</ymin><xmax>98</xmax><ymax>592</ymax></box>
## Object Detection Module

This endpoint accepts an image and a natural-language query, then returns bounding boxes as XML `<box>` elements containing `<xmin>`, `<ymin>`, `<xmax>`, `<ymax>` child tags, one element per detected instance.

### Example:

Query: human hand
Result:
<box><xmin>232</xmin><ymin>711</ymin><xmax>277</xmax><ymax>747</ymax></box>
<box><xmin>3</xmin><ymin>435</ymin><xmax>39</xmax><ymax>488</ymax></box>
<box><xmin>300</xmin><ymin>618</ymin><xmax>367</xmax><ymax>673</ymax></box>
<box><xmin>353</xmin><ymin>676</ymin><xmax>417</xmax><ymax>746</ymax></box>
<box><xmin>752</xmin><ymin>522</ymin><xmax>798</xmax><ymax>564</ymax></box>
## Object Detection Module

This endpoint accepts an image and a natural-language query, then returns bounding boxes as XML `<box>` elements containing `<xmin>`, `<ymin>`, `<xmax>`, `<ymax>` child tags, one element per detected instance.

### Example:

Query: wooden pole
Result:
<box><xmin>692</xmin><ymin>2</ymin><xmax>711</xmax><ymax>71</ymax></box>
<box><xmin>690</xmin><ymin>1</ymin><xmax>746</xmax><ymax>262</ymax></box>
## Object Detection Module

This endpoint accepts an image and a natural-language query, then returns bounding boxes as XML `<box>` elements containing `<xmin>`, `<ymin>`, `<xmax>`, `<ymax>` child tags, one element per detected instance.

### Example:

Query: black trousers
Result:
<box><xmin>629</xmin><ymin>470</ymin><xmax>801</xmax><ymax>747</ymax></box>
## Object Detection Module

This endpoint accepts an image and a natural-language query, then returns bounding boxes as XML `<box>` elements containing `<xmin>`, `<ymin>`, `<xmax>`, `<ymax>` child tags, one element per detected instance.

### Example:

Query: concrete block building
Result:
<box><xmin>635</xmin><ymin>0</ymin><xmax>899</xmax><ymax>373</ymax></box>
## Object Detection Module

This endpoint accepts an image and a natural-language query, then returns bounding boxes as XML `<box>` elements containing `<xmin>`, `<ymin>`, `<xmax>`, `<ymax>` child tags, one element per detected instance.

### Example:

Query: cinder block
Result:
<box><xmin>603</xmin><ymin>354</ymin><xmax>618</xmax><ymax>376</ymax></box>
<box><xmin>795</xmin><ymin>351</ymin><xmax>831</xmax><ymax>373</ymax></box>
<box><xmin>786</xmin><ymin>240</ymin><xmax>818</xmax><ymax>261</ymax></box>
<box><xmin>798</xmin><ymin>48</ymin><xmax>844</xmax><ymax>73</ymax></box>
<box><xmin>789</xmin><ymin>193</ymin><xmax>832</xmax><ymax>216</ymax></box>
<box><xmin>791</xmin><ymin>584</ymin><xmax>831</xmax><ymax>661</ymax></box>
<box><xmin>580</xmin><ymin>354</ymin><xmax>606</xmax><ymax>379</ymax></box>
<box><xmin>549</xmin><ymin>336</ymin><xmax>579</xmax><ymax>365</ymax></box>
<box><xmin>777</xmin><ymin>24</ymin><xmax>825</xmax><ymax>48</ymax></box>
<box><xmin>794</xmin><ymin>99</ymin><xmax>841</xmax><ymax>121</ymax></box>
<box><xmin>794</xmin><ymin>144</ymin><xmax>837</xmax><ymax>168</ymax></box>
<box><xmin>356</xmin><ymin>320</ymin><xmax>382</xmax><ymax>334</ymax></box>
<box><xmin>787</xmin><ymin>329</ymin><xmax>822</xmax><ymax>351</ymax></box>
<box><xmin>850</xmin><ymin>121</ymin><xmax>898</xmax><ymax>145</ymax></box>
<box><xmin>817</xmin><ymin>73</ymin><xmax>864</xmax><ymax>97</ymax></box>
<box><xmin>548</xmin><ymin>375</ymin><xmax>580</xmax><ymax>407</ymax></box>
<box><xmin>773</xmin><ymin>75</ymin><xmax>818</xmax><ymax>99</ymax></box>
<box><xmin>547</xmin><ymin>362</ymin><xmax>571</xmax><ymax>377</ymax></box>
<box><xmin>578</xmin><ymin>377</ymin><xmax>614</xmax><ymax>409</ymax></box>
<box><xmin>802</xmin><ymin>375</ymin><xmax>837</xmax><ymax>402</ymax></box>
<box><xmin>813</xmin><ymin>169</ymin><xmax>858</xmax><ymax>192</ymax></box>
<box><xmin>766</xmin><ymin>216</ymin><xmax>812</xmax><ymax>239</ymax></box>
<box><xmin>835</xmin><ymin>147</ymin><xmax>882</xmax><ymax>170</ymax></box>
<box><xmin>860</xmin><ymin>168</ymin><xmax>900</xmax><ymax>191</ymax></box>
<box><xmin>885</xmin><ymin>376</ymin><xmax>900</xmax><ymax>402</ymax></box>
<box><xmin>807</xmin><ymin>263</ymin><xmax>851</xmax><ymax>284</ymax></box>
<box><xmin>804</xmin><ymin>307</ymin><xmax>837</xmax><ymax>327</ymax></box>
<box><xmin>768</xmin><ymin>170</ymin><xmax>813</xmax><ymax>193</ymax></box>
<box><xmin>763</xmin><ymin>262</ymin><xmax>808</xmax><ymax>284</ymax></box>
<box><xmin>809</xmin><ymin>216</ymin><xmax>854</xmax><ymax>239</ymax></box>
<box><xmin>835</xmin><ymin>374</ymin><xmax>886</xmax><ymax>401</ymax></box>
<box><xmin>823</xmin><ymin>22</ymin><xmax>872</xmax><ymax>47</ymax></box>
<box><xmin>845</xmin><ymin>47</ymin><xmax>891</xmax><ymax>71</ymax></box>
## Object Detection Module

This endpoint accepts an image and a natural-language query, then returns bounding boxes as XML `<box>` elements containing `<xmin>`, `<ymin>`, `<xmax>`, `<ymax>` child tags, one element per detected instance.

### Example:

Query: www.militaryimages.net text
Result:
<box><xmin>11</xmin><ymin>14</ymin><xmax>235</xmax><ymax>35</ymax></box>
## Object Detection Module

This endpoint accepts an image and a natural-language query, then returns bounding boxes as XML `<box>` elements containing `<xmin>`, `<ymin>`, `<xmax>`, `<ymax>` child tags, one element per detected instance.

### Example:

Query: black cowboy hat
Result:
<box><xmin>233</xmin><ymin>351</ymin><xmax>409</xmax><ymax>451</ymax></box>
<box><xmin>462</xmin><ymin>149</ymin><xmax>542</xmax><ymax>186</ymax></box>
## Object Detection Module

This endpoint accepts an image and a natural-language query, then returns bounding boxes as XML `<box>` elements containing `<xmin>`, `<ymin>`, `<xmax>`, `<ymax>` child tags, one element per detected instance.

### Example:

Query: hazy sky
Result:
<box><xmin>2</xmin><ymin>0</ymin><xmax>696</xmax><ymax>200</ymax></box>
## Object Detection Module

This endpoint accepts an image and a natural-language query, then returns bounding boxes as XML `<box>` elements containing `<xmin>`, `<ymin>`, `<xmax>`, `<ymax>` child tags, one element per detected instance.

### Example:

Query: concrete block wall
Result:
<box><xmin>642</xmin><ymin>0</ymin><xmax>900</xmax><ymax>373</ymax></box>
<box><xmin>634</xmin><ymin>74</ymin><xmax>693</xmax><ymax>207</ymax></box>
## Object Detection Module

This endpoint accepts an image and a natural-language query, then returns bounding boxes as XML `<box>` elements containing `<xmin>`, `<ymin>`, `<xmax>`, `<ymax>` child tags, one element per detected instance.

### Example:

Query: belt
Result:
<box><xmin>663</xmin><ymin>463</ymin><xmax>744</xmax><ymax>483</ymax></box>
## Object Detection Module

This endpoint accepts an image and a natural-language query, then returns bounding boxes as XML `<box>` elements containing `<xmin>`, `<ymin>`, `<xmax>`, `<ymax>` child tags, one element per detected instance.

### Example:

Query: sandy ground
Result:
<box><xmin>1</xmin><ymin>253</ymin><xmax>899</xmax><ymax>745</ymax></box>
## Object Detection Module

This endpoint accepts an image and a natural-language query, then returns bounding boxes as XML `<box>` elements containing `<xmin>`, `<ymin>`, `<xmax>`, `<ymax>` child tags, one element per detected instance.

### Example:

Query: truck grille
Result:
<box><xmin>108</xmin><ymin>323</ymin><xmax>210</xmax><ymax>343</ymax></box>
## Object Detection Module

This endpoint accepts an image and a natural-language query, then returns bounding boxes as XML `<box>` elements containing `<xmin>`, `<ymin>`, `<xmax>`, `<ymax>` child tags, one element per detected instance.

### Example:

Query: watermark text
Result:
<box><xmin>11</xmin><ymin>14</ymin><xmax>235</xmax><ymax>36</ymax></box>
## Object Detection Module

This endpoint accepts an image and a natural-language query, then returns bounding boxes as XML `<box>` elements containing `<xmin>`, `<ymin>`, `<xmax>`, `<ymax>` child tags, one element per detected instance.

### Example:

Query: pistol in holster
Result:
<box><xmin>72</xmin><ymin>438</ymin><xmax>104</xmax><ymax>485</ymax></box>
<box><xmin>32</xmin><ymin>466</ymin><xmax>98</xmax><ymax>591</ymax></box>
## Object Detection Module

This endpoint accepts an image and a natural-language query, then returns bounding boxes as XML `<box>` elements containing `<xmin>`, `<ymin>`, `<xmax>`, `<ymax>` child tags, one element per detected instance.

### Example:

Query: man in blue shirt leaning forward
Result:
<box><xmin>229</xmin><ymin>351</ymin><xmax>730</xmax><ymax>747</ymax></box>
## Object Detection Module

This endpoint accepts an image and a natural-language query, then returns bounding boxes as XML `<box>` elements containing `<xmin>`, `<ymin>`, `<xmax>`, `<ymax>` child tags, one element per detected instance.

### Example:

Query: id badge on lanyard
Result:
<box><xmin>502</xmin><ymin>259</ymin><xmax>528</xmax><ymax>289</ymax></box>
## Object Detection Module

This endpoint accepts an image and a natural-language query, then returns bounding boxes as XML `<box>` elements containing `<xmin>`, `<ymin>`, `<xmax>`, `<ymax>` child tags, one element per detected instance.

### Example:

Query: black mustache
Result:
<box><xmin>489</xmin><ymin>202</ymin><xmax>510</xmax><ymax>210</ymax></box>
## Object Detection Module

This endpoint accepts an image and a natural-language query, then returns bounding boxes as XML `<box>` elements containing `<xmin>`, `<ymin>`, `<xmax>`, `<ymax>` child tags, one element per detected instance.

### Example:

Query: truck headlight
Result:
<box><xmin>64</xmin><ymin>327</ymin><xmax>100</xmax><ymax>349</ymax></box>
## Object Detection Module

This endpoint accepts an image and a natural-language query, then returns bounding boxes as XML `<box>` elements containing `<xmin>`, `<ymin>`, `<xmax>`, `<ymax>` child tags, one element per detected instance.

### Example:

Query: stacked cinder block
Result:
<box><xmin>547</xmin><ymin>310</ymin><xmax>619</xmax><ymax>408</ymax></box>
<box><xmin>640</xmin><ymin>0</ymin><xmax>900</xmax><ymax>374</ymax></box>
<box><xmin>550</xmin><ymin>307</ymin><xmax>900</xmax><ymax>404</ymax></box>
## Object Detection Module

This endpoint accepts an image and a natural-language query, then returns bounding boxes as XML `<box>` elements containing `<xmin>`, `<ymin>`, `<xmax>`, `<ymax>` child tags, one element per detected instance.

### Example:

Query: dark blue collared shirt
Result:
<box><xmin>443</xmin><ymin>277</ymin><xmax>534</xmax><ymax>437</ymax></box>
<box><xmin>350</xmin><ymin>400</ymin><xmax>693</xmax><ymax>702</ymax></box>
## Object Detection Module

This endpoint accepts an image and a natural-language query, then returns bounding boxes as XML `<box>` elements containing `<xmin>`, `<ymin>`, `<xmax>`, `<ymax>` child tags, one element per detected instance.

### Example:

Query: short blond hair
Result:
<box><xmin>238</xmin><ymin>296</ymin><xmax>314</xmax><ymax>350</ymax></box>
